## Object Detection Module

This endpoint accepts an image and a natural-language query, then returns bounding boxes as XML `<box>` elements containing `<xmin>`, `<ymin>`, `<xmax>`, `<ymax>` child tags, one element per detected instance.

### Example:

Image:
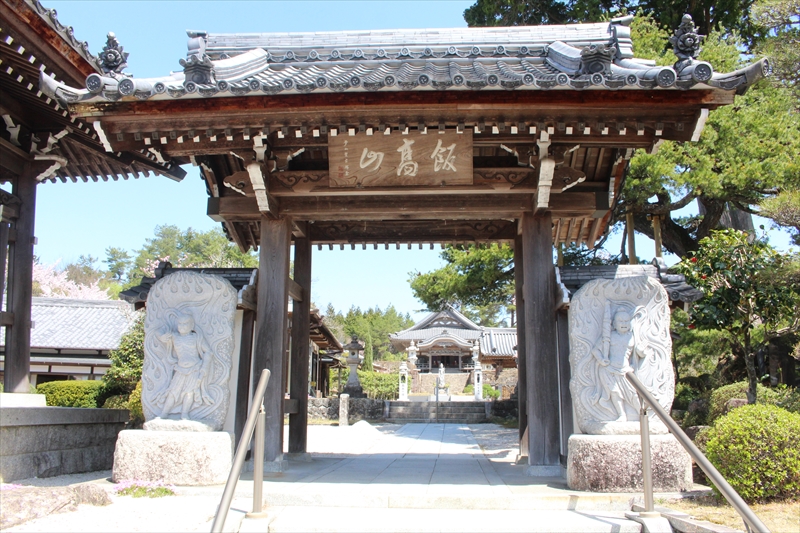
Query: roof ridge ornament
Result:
<box><xmin>579</xmin><ymin>44</ymin><xmax>616</xmax><ymax>76</ymax></box>
<box><xmin>97</xmin><ymin>32</ymin><xmax>129</xmax><ymax>75</ymax></box>
<box><xmin>669</xmin><ymin>15</ymin><xmax>707</xmax><ymax>77</ymax></box>
<box><xmin>181</xmin><ymin>30</ymin><xmax>214</xmax><ymax>86</ymax></box>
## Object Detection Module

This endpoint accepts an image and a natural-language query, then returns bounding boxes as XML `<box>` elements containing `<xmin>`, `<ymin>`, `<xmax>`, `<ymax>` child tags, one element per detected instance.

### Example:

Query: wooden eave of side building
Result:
<box><xmin>0</xmin><ymin>1</ymin><xmax>186</xmax><ymax>183</ymax></box>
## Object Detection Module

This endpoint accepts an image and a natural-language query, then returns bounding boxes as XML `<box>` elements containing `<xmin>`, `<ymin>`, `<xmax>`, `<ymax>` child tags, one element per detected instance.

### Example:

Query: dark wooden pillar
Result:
<box><xmin>556</xmin><ymin>310</ymin><xmax>574</xmax><ymax>464</ymax></box>
<box><xmin>521</xmin><ymin>213</ymin><xmax>561</xmax><ymax>475</ymax></box>
<box><xmin>4</xmin><ymin>175</ymin><xmax>36</xmax><ymax>393</ymax></box>
<box><xmin>234</xmin><ymin>309</ymin><xmax>255</xmax><ymax>447</ymax></box>
<box><xmin>514</xmin><ymin>233</ymin><xmax>528</xmax><ymax>461</ymax></box>
<box><xmin>288</xmin><ymin>234</ymin><xmax>311</xmax><ymax>454</ymax></box>
<box><xmin>253</xmin><ymin>216</ymin><xmax>291</xmax><ymax>465</ymax></box>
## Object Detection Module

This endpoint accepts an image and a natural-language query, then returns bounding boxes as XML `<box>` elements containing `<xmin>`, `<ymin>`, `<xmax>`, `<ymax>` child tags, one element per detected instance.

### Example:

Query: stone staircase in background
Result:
<box><xmin>385</xmin><ymin>401</ymin><xmax>488</xmax><ymax>424</ymax></box>
<box><xmin>415</xmin><ymin>372</ymin><xmax>471</xmax><ymax>394</ymax></box>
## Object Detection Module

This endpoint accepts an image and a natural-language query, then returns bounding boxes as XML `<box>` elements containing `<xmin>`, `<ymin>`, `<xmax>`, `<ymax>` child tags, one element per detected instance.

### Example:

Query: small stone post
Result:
<box><xmin>398</xmin><ymin>362</ymin><xmax>408</xmax><ymax>401</ymax></box>
<box><xmin>472</xmin><ymin>340</ymin><xmax>483</xmax><ymax>400</ymax></box>
<box><xmin>339</xmin><ymin>393</ymin><xmax>349</xmax><ymax>426</ymax></box>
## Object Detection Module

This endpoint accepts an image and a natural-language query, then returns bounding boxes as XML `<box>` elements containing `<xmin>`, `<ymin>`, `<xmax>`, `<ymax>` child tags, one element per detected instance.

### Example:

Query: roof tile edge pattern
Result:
<box><xmin>39</xmin><ymin>14</ymin><xmax>768</xmax><ymax>106</ymax></box>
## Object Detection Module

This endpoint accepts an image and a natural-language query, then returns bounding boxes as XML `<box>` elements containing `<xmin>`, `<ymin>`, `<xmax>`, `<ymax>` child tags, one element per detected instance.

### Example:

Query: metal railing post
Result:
<box><xmin>638</xmin><ymin>397</ymin><xmax>656</xmax><ymax>516</ymax></box>
<box><xmin>625</xmin><ymin>372</ymin><xmax>770</xmax><ymax>533</ymax></box>
<box><xmin>248</xmin><ymin>403</ymin><xmax>266</xmax><ymax>517</ymax></box>
<box><xmin>211</xmin><ymin>369</ymin><xmax>271</xmax><ymax>533</ymax></box>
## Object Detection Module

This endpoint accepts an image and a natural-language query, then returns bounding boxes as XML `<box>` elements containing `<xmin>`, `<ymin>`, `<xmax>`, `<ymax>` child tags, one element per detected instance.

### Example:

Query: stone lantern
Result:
<box><xmin>406</xmin><ymin>340</ymin><xmax>419</xmax><ymax>394</ymax></box>
<box><xmin>398</xmin><ymin>362</ymin><xmax>409</xmax><ymax>401</ymax></box>
<box><xmin>472</xmin><ymin>340</ymin><xmax>483</xmax><ymax>400</ymax></box>
<box><xmin>342</xmin><ymin>335</ymin><xmax>366</xmax><ymax>398</ymax></box>
<box><xmin>406</xmin><ymin>340</ymin><xmax>418</xmax><ymax>367</ymax></box>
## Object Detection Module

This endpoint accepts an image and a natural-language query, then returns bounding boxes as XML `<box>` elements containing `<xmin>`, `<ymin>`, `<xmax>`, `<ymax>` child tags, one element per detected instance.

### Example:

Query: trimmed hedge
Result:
<box><xmin>36</xmin><ymin>380</ymin><xmax>104</xmax><ymax>407</ymax></box>
<box><xmin>707</xmin><ymin>381</ymin><xmax>778</xmax><ymax>425</ymax></box>
<box><xmin>102</xmin><ymin>394</ymin><xmax>129</xmax><ymax>410</ymax></box>
<box><xmin>463</xmin><ymin>383</ymin><xmax>501</xmax><ymax>399</ymax></box>
<box><xmin>128</xmin><ymin>381</ymin><xmax>144</xmax><ymax>423</ymax></box>
<box><xmin>705</xmin><ymin>404</ymin><xmax>800</xmax><ymax>502</ymax></box>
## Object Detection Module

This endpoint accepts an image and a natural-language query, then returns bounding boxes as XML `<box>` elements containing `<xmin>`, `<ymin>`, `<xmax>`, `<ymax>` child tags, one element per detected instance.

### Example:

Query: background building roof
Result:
<box><xmin>1</xmin><ymin>297</ymin><xmax>136</xmax><ymax>351</ymax></box>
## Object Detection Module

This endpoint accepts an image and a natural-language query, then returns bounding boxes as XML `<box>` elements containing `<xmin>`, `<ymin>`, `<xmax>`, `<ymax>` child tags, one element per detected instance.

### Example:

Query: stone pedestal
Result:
<box><xmin>112</xmin><ymin>430</ymin><xmax>233</xmax><ymax>486</ymax></box>
<box><xmin>566</xmin><ymin>434</ymin><xmax>691</xmax><ymax>492</ymax></box>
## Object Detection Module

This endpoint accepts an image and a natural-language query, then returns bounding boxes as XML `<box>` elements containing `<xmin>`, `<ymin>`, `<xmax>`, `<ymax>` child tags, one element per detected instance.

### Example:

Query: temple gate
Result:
<box><xmin>6</xmin><ymin>6</ymin><xmax>767</xmax><ymax>474</ymax></box>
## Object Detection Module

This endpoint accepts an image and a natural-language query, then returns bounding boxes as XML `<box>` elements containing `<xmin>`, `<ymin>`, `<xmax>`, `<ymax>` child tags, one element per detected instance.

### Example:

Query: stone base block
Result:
<box><xmin>567</xmin><ymin>434</ymin><xmax>691</xmax><ymax>492</ymax></box>
<box><xmin>112</xmin><ymin>430</ymin><xmax>232</xmax><ymax>486</ymax></box>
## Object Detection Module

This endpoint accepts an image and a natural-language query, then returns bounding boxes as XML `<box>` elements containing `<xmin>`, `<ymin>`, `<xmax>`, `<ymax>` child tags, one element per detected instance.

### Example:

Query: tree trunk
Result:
<box><xmin>741</xmin><ymin>331</ymin><xmax>758</xmax><ymax>404</ymax></box>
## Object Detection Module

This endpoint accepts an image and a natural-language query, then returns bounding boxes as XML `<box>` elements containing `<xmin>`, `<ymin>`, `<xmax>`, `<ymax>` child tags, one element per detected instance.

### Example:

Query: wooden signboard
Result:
<box><xmin>328</xmin><ymin>130</ymin><xmax>473</xmax><ymax>188</ymax></box>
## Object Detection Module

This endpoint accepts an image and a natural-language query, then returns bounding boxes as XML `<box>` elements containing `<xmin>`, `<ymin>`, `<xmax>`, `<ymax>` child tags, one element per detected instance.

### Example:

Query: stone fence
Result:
<box><xmin>308</xmin><ymin>397</ymin><xmax>384</xmax><ymax>421</ymax></box>
<box><xmin>0</xmin><ymin>407</ymin><xmax>128</xmax><ymax>482</ymax></box>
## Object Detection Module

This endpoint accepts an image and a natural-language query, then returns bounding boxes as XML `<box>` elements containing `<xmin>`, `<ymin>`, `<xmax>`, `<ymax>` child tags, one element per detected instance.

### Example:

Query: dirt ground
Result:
<box><xmin>659</xmin><ymin>495</ymin><xmax>800</xmax><ymax>533</ymax></box>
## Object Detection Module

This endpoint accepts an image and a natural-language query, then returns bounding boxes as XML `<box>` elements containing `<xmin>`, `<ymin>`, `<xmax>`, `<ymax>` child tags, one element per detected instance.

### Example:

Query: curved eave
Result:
<box><xmin>41</xmin><ymin>54</ymin><xmax>768</xmax><ymax>107</ymax></box>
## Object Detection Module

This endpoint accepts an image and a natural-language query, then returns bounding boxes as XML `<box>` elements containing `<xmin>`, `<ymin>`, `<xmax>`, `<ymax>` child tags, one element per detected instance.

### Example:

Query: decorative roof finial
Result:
<box><xmin>670</xmin><ymin>14</ymin><xmax>703</xmax><ymax>71</ymax></box>
<box><xmin>97</xmin><ymin>32</ymin><xmax>129</xmax><ymax>74</ymax></box>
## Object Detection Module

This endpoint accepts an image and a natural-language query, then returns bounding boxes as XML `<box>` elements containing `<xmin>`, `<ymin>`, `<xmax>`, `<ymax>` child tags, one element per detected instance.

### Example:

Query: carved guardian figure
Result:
<box><xmin>569</xmin><ymin>277</ymin><xmax>674</xmax><ymax>434</ymax></box>
<box><xmin>141</xmin><ymin>271</ymin><xmax>237</xmax><ymax>431</ymax></box>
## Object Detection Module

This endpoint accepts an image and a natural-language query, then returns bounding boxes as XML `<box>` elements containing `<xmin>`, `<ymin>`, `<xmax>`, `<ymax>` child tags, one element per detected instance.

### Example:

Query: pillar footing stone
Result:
<box><xmin>567</xmin><ymin>434</ymin><xmax>691</xmax><ymax>492</ymax></box>
<box><xmin>112</xmin><ymin>430</ymin><xmax>232</xmax><ymax>486</ymax></box>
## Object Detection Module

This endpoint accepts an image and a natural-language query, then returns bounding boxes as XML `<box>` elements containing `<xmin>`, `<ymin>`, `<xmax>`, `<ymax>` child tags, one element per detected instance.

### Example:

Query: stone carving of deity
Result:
<box><xmin>141</xmin><ymin>271</ymin><xmax>237</xmax><ymax>431</ymax></box>
<box><xmin>569</xmin><ymin>277</ymin><xmax>674</xmax><ymax>434</ymax></box>
<box><xmin>437</xmin><ymin>363</ymin><xmax>446</xmax><ymax>388</ymax></box>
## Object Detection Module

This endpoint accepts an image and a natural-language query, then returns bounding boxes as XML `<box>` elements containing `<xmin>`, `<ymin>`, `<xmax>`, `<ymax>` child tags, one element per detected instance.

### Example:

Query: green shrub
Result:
<box><xmin>673</xmin><ymin>381</ymin><xmax>703</xmax><ymax>411</ymax></box>
<box><xmin>36</xmin><ymin>380</ymin><xmax>104</xmax><ymax>407</ymax></box>
<box><xmin>329</xmin><ymin>369</ymin><xmax>399</xmax><ymax>400</ymax></box>
<box><xmin>98</xmin><ymin>312</ymin><xmax>144</xmax><ymax>407</ymax></box>
<box><xmin>128</xmin><ymin>381</ymin><xmax>143</xmax><ymax>423</ymax></box>
<box><xmin>705</xmin><ymin>404</ymin><xmax>800</xmax><ymax>502</ymax></box>
<box><xmin>777</xmin><ymin>387</ymin><xmax>800</xmax><ymax>414</ymax></box>
<box><xmin>707</xmin><ymin>381</ymin><xmax>778</xmax><ymax>424</ymax></box>
<box><xmin>463</xmin><ymin>383</ymin><xmax>500</xmax><ymax>399</ymax></box>
<box><xmin>102</xmin><ymin>394</ymin><xmax>130</xmax><ymax>410</ymax></box>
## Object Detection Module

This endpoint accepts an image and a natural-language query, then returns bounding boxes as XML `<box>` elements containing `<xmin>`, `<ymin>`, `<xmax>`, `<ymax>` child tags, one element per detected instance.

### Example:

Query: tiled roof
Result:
<box><xmin>40</xmin><ymin>14</ymin><xmax>768</xmax><ymax>105</ymax></box>
<box><xmin>0</xmin><ymin>298</ymin><xmax>136</xmax><ymax>351</ymax></box>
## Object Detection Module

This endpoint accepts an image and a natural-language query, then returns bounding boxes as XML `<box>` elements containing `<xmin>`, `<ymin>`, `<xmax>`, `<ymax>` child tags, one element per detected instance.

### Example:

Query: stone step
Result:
<box><xmin>385</xmin><ymin>418</ymin><xmax>488</xmax><ymax>424</ymax></box>
<box><xmin>388</xmin><ymin>407</ymin><xmax>487</xmax><ymax>415</ymax></box>
<box><xmin>243</xmin><ymin>507</ymin><xmax>640</xmax><ymax>533</ymax></box>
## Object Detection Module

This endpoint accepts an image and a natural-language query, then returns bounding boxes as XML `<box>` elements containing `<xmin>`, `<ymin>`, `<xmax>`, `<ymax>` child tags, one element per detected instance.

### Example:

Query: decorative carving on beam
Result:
<box><xmin>272</xmin><ymin>172</ymin><xmax>327</xmax><ymax>191</ymax></box>
<box><xmin>97</xmin><ymin>32</ymin><xmax>129</xmax><ymax>74</ymax></box>
<box><xmin>223</xmin><ymin>170</ymin><xmax>254</xmax><ymax>196</ymax></box>
<box><xmin>474</xmin><ymin>169</ymin><xmax>534</xmax><ymax>186</ymax></box>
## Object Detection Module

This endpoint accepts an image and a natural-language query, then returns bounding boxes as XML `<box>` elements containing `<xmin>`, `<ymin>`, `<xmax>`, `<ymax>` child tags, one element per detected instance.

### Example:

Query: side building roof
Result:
<box><xmin>0</xmin><ymin>297</ymin><xmax>136</xmax><ymax>351</ymax></box>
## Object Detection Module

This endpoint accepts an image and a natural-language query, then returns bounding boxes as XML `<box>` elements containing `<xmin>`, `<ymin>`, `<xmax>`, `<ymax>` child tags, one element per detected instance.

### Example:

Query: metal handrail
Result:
<box><xmin>211</xmin><ymin>369</ymin><xmax>271</xmax><ymax>533</ymax></box>
<box><xmin>625</xmin><ymin>371</ymin><xmax>770</xmax><ymax>533</ymax></box>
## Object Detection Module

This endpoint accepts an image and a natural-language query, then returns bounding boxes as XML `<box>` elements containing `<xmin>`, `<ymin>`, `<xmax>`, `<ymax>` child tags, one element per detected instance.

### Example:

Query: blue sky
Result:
<box><xmin>32</xmin><ymin>1</ymin><xmax>796</xmax><ymax>321</ymax></box>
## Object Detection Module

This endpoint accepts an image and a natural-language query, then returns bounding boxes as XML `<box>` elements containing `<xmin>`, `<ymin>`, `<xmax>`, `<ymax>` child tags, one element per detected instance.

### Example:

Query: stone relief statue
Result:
<box><xmin>569</xmin><ymin>277</ymin><xmax>674</xmax><ymax>434</ymax></box>
<box><xmin>141</xmin><ymin>271</ymin><xmax>237</xmax><ymax>431</ymax></box>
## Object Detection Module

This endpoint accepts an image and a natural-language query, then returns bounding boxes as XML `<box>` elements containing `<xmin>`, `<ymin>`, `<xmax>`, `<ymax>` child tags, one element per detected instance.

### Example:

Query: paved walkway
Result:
<box><xmin>4</xmin><ymin>423</ymin><xmax>701</xmax><ymax>532</ymax></box>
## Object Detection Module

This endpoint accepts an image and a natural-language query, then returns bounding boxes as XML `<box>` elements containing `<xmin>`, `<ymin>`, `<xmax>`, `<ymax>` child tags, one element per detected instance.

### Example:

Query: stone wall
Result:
<box><xmin>490</xmin><ymin>399</ymin><xmax>518</xmax><ymax>419</ymax></box>
<box><xmin>308</xmin><ymin>398</ymin><xmax>384</xmax><ymax>421</ymax></box>
<box><xmin>0</xmin><ymin>407</ymin><xmax>129</xmax><ymax>482</ymax></box>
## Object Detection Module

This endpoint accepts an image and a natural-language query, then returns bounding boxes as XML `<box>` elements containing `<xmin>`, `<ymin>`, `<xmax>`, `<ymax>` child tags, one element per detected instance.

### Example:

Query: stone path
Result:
<box><xmin>4</xmin><ymin>423</ymin><xmax>699</xmax><ymax>532</ymax></box>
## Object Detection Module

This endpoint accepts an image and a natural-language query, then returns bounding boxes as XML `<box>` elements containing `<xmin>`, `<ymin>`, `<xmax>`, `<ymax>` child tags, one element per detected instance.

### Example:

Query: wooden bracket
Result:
<box><xmin>0</xmin><ymin>311</ymin><xmax>14</xmax><ymax>326</ymax></box>
<box><xmin>288</xmin><ymin>278</ymin><xmax>305</xmax><ymax>302</ymax></box>
<box><xmin>246</xmin><ymin>161</ymin><xmax>274</xmax><ymax>213</ymax></box>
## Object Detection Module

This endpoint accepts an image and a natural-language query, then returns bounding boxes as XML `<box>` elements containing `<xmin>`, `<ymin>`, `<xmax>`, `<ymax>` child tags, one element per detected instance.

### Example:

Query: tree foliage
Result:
<box><xmin>324</xmin><ymin>304</ymin><xmax>414</xmax><ymax>361</ymax></box>
<box><xmin>128</xmin><ymin>225</ymin><xmax>257</xmax><ymax>282</ymax></box>
<box><xmin>623</xmin><ymin>21</ymin><xmax>800</xmax><ymax>256</ymax></box>
<box><xmin>409</xmin><ymin>244</ymin><xmax>514</xmax><ymax>326</ymax></box>
<box><xmin>32</xmin><ymin>259</ymin><xmax>110</xmax><ymax>300</ymax></box>
<box><xmin>101</xmin><ymin>311</ymin><xmax>145</xmax><ymax>399</ymax></box>
<box><xmin>463</xmin><ymin>0</ymin><xmax>763</xmax><ymax>44</ymax></box>
<box><xmin>751</xmin><ymin>0</ymin><xmax>800</xmax><ymax>98</ymax></box>
<box><xmin>675</xmin><ymin>230</ymin><xmax>800</xmax><ymax>403</ymax></box>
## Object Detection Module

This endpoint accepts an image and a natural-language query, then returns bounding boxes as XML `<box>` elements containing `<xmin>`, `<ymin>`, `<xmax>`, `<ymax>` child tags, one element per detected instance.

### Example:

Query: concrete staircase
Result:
<box><xmin>386</xmin><ymin>401</ymin><xmax>488</xmax><ymax>424</ymax></box>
